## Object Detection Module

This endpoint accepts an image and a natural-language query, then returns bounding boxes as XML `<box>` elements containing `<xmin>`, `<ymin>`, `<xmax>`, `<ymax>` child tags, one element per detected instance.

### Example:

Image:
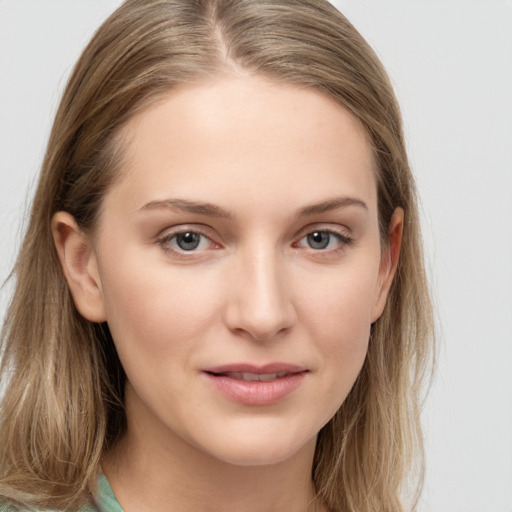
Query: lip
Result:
<box><xmin>202</xmin><ymin>363</ymin><xmax>308</xmax><ymax>406</ymax></box>
<box><xmin>203</xmin><ymin>363</ymin><xmax>306</xmax><ymax>374</ymax></box>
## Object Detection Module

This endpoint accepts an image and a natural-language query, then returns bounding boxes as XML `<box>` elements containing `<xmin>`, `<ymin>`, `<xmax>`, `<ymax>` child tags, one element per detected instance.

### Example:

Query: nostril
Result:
<box><xmin>229</xmin><ymin>321</ymin><xmax>293</xmax><ymax>343</ymax></box>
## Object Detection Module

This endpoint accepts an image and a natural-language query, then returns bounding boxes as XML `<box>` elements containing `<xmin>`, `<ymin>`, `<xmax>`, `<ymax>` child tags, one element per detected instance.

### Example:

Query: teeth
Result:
<box><xmin>258</xmin><ymin>373</ymin><xmax>277</xmax><ymax>381</ymax></box>
<box><xmin>223</xmin><ymin>372</ymin><xmax>288</xmax><ymax>381</ymax></box>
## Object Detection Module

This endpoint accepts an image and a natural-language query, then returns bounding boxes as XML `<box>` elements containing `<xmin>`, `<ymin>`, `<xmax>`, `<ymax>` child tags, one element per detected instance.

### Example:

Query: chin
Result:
<box><xmin>197</xmin><ymin>428</ymin><xmax>318</xmax><ymax>468</ymax></box>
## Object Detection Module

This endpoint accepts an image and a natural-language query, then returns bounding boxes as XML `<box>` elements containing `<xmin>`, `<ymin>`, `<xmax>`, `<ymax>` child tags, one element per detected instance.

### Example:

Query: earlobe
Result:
<box><xmin>370</xmin><ymin>207</ymin><xmax>404</xmax><ymax>323</ymax></box>
<box><xmin>52</xmin><ymin>211</ymin><xmax>107</xmax><ymax>323</ymax></box>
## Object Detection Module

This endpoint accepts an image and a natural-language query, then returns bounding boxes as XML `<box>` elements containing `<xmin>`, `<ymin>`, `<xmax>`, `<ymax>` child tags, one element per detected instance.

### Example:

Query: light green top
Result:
<box><xmin>90</xmin><ymin>473</ymin><xmax>123</xmax><ymax>512</ymax></box>
<box><xmin>0</xmin><ymin>474</ymin><xmax>123</xmax><ymax>512</ymax></box>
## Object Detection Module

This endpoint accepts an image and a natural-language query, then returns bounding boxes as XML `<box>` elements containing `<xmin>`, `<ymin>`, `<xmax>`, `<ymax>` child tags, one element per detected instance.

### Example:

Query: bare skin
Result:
<box><xmin>53</xmin><ymin>74</ymin><xmax>402</xmax><ymax>512</ymax></box>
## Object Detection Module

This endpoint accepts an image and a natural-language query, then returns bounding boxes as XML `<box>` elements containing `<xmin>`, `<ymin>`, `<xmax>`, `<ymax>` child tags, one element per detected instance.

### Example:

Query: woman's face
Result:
<box><xmin>65</xmin><ymin>75</ymin><xmax>400</xmax><ymax>467</ymax></box>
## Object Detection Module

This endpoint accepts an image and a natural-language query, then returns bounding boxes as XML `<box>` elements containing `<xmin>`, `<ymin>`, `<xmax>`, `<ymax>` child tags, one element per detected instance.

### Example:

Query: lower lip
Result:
<box><xmin>204</xmin><ymin>372</ymin><xmax>307</xmax><ymax>406</ymax></box>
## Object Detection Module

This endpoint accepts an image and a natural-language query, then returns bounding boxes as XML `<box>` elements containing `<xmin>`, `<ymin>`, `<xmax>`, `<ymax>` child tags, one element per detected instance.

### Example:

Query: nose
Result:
<box><xmin>223</xmin><ymin>247</ymin><xmax>296</xmax><ymax>342</ymax></box>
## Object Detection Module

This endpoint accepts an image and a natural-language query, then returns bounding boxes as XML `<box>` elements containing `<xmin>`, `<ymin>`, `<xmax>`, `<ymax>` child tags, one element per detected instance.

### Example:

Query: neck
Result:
<box><xmin>102</xmin><ymin>387</ymin><xmax>324</xmax><ymax>512</ymax></box>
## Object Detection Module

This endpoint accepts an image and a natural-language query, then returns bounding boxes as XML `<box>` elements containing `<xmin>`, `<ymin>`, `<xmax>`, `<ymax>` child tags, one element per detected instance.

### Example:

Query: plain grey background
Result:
<box><xmin>1</xmin><ymin>1</ymin><xmax>511</xmax><ymax>511</ymax></box>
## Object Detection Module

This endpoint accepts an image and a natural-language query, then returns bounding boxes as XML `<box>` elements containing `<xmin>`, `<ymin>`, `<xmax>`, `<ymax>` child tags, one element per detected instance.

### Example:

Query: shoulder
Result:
<box><xmin>0</xmin><ymin>474</ymin><xmax>118</xmax><ymax>512</ymax></box>
<box><xmin>0</xmin><ymin>500</ymin><xmax>100</xmax><ymax>512</ymax></box>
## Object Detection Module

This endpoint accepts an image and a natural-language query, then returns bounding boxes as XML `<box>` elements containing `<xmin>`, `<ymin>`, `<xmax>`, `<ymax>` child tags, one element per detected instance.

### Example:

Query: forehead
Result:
<box><xmin>108</xmin><ymin>75</ymin><xmax>377</xmax><ymax>217</ymax></box>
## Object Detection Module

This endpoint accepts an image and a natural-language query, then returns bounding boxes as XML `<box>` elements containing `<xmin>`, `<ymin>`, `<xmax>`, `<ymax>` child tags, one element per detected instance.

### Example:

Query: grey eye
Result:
<box><xmin>175</xmin><ymin>232</ymin><xmax>202</xmax><ymax>251</ymax></box>
<box><xmin>306</xmin><ymin>231</ymin><xmax>332</xmax><ymax>250</ymax></box>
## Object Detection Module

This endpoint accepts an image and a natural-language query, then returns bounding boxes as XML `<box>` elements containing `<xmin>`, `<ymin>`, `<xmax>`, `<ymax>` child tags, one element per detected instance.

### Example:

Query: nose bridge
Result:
<box><xmin>225</xmin><ymin>242</ymin><xmax>295</xmax><ymax>341</ymax></box>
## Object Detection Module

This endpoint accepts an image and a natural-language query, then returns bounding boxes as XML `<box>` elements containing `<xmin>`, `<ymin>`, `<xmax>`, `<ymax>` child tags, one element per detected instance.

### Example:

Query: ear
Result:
<box><xmin>52</xmin><ymin>211</ymin><xmax>107</xmax><ymax>323</ymax></box>
<box><xmin>370</xmin><ymin>207</ymin><xmax>404</xmax><ymax>323</ymax></box>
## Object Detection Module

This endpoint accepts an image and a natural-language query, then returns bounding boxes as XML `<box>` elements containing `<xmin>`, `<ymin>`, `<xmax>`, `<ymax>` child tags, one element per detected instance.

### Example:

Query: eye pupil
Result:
<box><xmin>176</xmin><ymin>232</ymin><xmax>201</xmax><ymax>251</ymax></box>
<box><xmin>307</xmin><ymin>231</ymin><xmax>330</xmax><ymax>250</ymax></box>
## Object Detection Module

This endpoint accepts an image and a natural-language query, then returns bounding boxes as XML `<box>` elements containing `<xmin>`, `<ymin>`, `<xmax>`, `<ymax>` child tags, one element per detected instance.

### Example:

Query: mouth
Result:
<box><xmin>202</xmin><ymin>363</ymin><xmax>308</xmax><ymax>405</ymax></box>
<box><xmin>208</xmin><ymin>371</ymin><xmax>292</xmax><ymax>382</ymax></box>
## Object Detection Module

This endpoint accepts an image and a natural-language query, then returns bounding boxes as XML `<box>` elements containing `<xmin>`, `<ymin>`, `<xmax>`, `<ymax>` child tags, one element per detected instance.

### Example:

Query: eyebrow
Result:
<box><xmin>139</xmin><ymin>198</ymin><xmax>233</xmax><ymax>218</ymax></box>
<box><xmin>298</xmin><ymin>197</ymin><xmax>368</xmax><ymax>217</ymax></box>
<box><xmin>139</xmin><ymin>196</ymin><xmax>367</xmax><ymax>219</ymax></box>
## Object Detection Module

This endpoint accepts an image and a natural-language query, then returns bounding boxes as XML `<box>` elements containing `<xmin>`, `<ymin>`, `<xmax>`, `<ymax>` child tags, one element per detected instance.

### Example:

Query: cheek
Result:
<box><xmin>300</xmin><ymin>259</ymin><xmax>379</xmax><ymax>340</ymax></box>
<box><xmin>296</xmin><ymin>259</ymin><xmax>378</xmax><ymax>392</ymax></box>
<box><xmin>312</xmin><ymin>290</ymin><xmax>371</xmax><ymax>386</ymax></box>
<box><xmin>98</xmin><ymin>249</ymin><xmax>220</xmax><ymax>358</ymax></box>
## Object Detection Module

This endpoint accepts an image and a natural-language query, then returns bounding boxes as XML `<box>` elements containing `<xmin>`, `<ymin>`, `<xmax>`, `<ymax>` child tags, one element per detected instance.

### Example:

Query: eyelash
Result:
<box><xmin>157</xmin><ymin>228</ymin><xmax>219</xmax><ymax>259</ymax></box>
<box><xmin>156</xmin><ymin>226</ymin><xmax>353</xmax><ymax>259</ymax></box>
<box><xmin>294</xmin><ymin>229</ymin><xmax>353</xmax><ymax>253</ymax></box>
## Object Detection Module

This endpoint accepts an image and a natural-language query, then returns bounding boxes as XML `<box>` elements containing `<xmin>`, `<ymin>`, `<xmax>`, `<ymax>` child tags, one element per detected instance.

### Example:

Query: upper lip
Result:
<box><xmin>202</xmin><ymin>363</ymin><xmax>307</xmax><ymax>375</ymax></box>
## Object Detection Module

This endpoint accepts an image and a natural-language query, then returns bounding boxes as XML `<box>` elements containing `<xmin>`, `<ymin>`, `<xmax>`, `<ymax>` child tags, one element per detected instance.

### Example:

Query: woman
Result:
<box><xmin>0</xmin><ymin>1</ymin><xmax>434</xmax><ymax>511</ymax></box>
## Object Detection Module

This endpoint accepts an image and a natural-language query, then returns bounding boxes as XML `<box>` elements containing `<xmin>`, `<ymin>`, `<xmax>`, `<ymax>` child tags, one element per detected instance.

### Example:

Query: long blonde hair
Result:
<box><xmin>0</xmin><ymin>1</ymin><xmax>434</xmax><ymax>510</ymax></box>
